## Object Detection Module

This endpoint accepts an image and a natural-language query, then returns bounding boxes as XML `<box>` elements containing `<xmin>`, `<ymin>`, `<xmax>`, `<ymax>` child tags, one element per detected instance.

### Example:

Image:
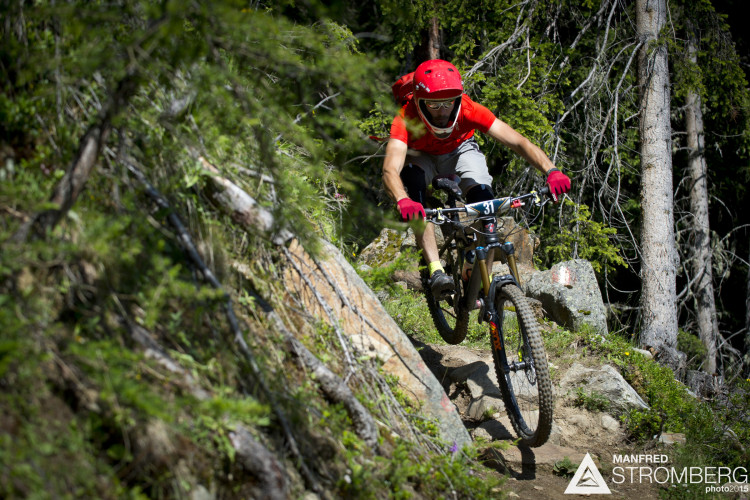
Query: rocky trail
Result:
<box><xmin>412</xmin><ymin>336</ymin><xmax>668</xmax><ymax>500</ymax></box>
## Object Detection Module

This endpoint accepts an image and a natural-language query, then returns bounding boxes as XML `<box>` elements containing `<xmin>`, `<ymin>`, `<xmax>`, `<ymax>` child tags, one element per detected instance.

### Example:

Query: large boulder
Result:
<box><xmin>558</xmin><ymin>363</ymin><xmax>649</xmax><ymax>415</ymax></box>
<box><xmin>524</xmin><ymin>259</ymin><xmax>608</xmax><ymax>335</ymax></box>
<box><xmin>285</xmin><ymin>240</ymin><xmax>472</xmax><ymax>449</ymax></box>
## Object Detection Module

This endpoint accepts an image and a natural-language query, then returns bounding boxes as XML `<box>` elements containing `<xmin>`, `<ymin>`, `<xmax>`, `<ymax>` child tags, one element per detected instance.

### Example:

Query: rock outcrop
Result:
<box><xmin>524</xmin><ymin>259</ymin><xmax>609</xmax><ymax>335</ymax></box>
<box><xmin>286</xmin><ymin>240</ymin><xmax>472</xmax><ymax>449</ymax></box>
<box><xmin>558</xmin><ymin>362</ymin><xmax>649</xmax><ymax>415</ymax></box>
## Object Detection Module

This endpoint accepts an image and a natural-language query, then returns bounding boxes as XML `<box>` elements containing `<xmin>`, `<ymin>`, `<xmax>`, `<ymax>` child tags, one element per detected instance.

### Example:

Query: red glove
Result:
<box><xmin>397</xmin><ymin>198</ymin><xmax>425</xmax><ymax>221</ymax></box>
<box><xmin>546</xmin><ymin>168</ymin><xmax>571</xmax><ymax>202</ymax></box>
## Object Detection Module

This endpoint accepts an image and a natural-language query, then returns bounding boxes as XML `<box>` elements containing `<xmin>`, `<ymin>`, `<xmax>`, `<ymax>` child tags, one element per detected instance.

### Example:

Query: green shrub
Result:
<box><xmin>574</xmin><ymin>388</ymin><xmax>611</xmax><ymax>413</ymax></box>
<box><xmin>553</xmin><ymin>457</ymin><xmax>579</xmax><ymax>478</ymax></box>
<box><xmin>677</xmin><ymin>329</ymin><xmax>708</xmax><ymax>371</ymax></box>
<box><xmin>536</xmin><ymin>201</ymin><xmax>626</xmax><ymax>274</ymax></box>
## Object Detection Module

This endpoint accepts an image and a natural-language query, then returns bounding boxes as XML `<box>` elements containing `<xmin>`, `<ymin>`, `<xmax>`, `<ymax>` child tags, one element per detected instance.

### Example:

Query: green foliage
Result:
<box><xmin>622</xmin><ymin>408</ymin><xmax>664</xmax><ymax>441</ymax></box>
<box><xmin>659</xmin><ymin>382</ymin><xmax>750</xmax><ymax>498</ymax></box>
<box><xmin>536</xmin><ymin>200</ymin><xmax>627</xmax><ymax>274</ymax></box>
<box><xmin>358</xmin><ymin>245</ymin><xmax>420</xmax><ymax>292</ymax></box>
<box><xmin>553</xmin><ymin>456</ymin><xmax>579</xmax><ymax>478</ymax></box>
<box><xmin>338</xmin><ymin>438</ymin><xmax>505</xmax><ymax>500</ymax></box>
<box><xmin>3</xmin><ymin>0</ymin><xmax>750</xmax><ymax>497</ymax></box>
<box><xmin>563</xmin><ymin>330</ymin><xmax>696</xmax><ymax>438</ymax></box>
<box><xmin>373</xmin><ymin>0</ymin><xmax>439</xmax><ymax>59</ymax></box>
<box><xmin>678</xmin><ymin>329</ymin><xmax>709</xmax><ymax>371</ymax></box>
<box><xmin>573</xmin><ymin>388</ymin><xmax>611</xmax><ymax>413</ymax></box>
<box><xmin>380</xmin><ymin>286</ymin><xmax>488</xmax><ymax>348</ymax></box>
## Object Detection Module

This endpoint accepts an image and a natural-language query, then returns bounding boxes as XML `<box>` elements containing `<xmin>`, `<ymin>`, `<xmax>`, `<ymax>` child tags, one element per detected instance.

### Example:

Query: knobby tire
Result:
<box><xmin>422</xmin><ymin>237</ymin><xmax>469</xmax><ymax>345</ymax></box>
<box><xmin>491</xmin><ymin>284</ymin><xmax>553</xmax><ymax>447</ymax></box>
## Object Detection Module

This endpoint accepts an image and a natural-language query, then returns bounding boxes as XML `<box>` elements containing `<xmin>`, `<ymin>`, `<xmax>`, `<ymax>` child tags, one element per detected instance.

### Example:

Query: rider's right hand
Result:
<box><xmin>545</xmin><ymin>168</ymin><xmax>571</xmax><ymax>202</ymax></box>
<box><xmin>397</xmin><ymin>198</ymin><xmax>426</xmax><ymax>221</ymax></box>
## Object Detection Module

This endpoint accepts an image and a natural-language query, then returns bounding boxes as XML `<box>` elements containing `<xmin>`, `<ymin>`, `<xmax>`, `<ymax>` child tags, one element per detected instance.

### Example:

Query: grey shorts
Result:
<box><xmin>405</xmin><ymin>139</ymin><xmax>493</xmax><ymax>194</ymax></box>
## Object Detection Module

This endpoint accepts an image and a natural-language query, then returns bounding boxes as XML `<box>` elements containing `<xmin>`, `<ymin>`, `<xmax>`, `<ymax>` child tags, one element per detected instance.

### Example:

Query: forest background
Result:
<box><xmin>1</xmin><ymin>0</ymin><xmax>749</xmax><ymax>498</ymax></box>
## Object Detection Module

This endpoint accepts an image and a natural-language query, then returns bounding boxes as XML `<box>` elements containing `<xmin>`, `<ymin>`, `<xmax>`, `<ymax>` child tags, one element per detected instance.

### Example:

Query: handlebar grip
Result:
<box><xmin>538</xmin><ymin>185</ymin><xmax>551</xmax><ymax>197</ymax></box>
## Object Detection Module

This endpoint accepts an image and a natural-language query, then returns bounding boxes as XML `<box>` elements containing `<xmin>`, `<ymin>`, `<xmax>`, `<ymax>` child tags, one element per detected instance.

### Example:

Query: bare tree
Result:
<box><xmin>684</xmin><ymin>36</ymin><xmax>719</xmax><ymax>374</ymax></box>
<box><xmin>636</xmin><ymin>0</ymin><xmax>684</xmax><ymax>374</ymax></box>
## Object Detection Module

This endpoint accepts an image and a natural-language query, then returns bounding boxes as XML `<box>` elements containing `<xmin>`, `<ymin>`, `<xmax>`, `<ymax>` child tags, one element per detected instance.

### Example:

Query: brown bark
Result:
<box><xmin>427</xmin><ymin>17</ymin><xmax>440</xmax><ymax>60</ymax></box>
<box><xmin>414</xmin><ymin>16</ymin><xmax>441</xmax><ymax>63</ymax></box>
<box><xmin>685</xmin><ymin>38</ymin><xmax>718</xmax><ymax>374</ymax></box>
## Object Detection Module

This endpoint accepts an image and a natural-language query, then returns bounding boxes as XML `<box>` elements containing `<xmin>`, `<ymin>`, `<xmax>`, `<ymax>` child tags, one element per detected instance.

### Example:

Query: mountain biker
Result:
<box><xmin>382</xmin><ymin>59</ymin><xmax>571</xmax><ymax>298</ymax></box>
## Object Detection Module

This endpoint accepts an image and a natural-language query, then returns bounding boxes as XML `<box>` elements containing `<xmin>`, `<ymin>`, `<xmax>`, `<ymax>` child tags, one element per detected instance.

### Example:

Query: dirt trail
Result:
<box><xmin>412</xmin><ymin>337</ymin><xmax>665</xmax><ymax>500</ymax></box>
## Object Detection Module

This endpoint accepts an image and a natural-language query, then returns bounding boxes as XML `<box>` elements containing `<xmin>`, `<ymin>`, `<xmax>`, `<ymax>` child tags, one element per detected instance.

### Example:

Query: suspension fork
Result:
<box><xmin>476</xmin><ymin>239</ymin><xmax>522</xmax><ymax>296</ymax></box>
<box><xmin>484</xmin><ymin>273</ymin><xmax>524</xmax><ymax>371</ymax></box>
<box><xmin>475</xmin><ymin>246</ymin><xmax>492</xmax><ymax>297</ymax></box>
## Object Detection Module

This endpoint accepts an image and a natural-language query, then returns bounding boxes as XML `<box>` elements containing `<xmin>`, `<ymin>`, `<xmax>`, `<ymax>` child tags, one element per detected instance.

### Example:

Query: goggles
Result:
<box><xmin>424</xmin><ymin>99</ymin><xmax>456</xmax><ymax>110</ymax></box>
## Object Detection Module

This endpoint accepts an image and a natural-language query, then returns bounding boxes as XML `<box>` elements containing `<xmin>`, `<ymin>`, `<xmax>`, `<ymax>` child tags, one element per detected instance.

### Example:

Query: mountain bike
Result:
<box><xmin>421</xmin><ymin>176</ymin><xmax>554</xmax><ymax>447</ymax></box>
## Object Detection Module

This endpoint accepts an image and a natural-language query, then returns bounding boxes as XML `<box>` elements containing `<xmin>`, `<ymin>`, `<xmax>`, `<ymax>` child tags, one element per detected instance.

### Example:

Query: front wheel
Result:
<box><xmin>490</xmin><ymin>284</ymin><xmax>553</xmax><ymax>447</ymax></box>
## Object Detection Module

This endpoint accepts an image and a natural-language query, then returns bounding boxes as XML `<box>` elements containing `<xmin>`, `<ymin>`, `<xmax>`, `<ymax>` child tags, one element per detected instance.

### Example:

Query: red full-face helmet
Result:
<box><xmin>413</xmin><ymin>59</ymin><xmax>464</xmax><ymax>139</ymax></box>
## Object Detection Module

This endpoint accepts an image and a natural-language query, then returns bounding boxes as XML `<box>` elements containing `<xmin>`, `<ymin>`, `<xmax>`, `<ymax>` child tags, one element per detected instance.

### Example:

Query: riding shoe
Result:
<box><xmin>429</xmin><ymin>270</ymin><xmax>455</xmax><ymax>298</ymax></box>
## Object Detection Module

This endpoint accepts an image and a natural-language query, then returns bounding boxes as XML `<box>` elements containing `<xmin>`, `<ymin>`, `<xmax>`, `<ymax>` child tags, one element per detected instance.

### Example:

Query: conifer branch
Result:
<box><xmin>123</xmin><ymin>160</ymin><xmax>323</xmax><ymax>496</ymax></box>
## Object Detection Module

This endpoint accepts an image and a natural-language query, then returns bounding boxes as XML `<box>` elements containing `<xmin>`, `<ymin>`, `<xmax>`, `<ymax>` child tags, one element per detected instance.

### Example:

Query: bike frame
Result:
<box><xmin>428</xmin><ymin>190</ymin><xmax>545</xmax><ymax>320</ymax></box>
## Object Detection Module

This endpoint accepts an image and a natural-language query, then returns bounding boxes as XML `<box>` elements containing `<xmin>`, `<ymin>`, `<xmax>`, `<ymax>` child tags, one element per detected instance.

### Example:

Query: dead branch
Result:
<box><xmin>13</xmin><ymin>72</ymin><xmax>139</xmax><ymax>242</ymax></box>
<box><xmin>198</xmin><ymin>157</ymin><xmax>293</xmax><ymax>245</ymax></box>
<box><xmin>279</xmin><ymin>314</ymin><xmax>379</xmax><ymax>451</ymax></box>
<box><xmin>464</xmin><ymin>1</ymin><xmax>533</xmax><ymax>79</ymax></box>
<box><xmin>300</xmin><ymin>247</ymin><xmax>431</xmax><ymax>391</ymax></box>
<box><xmin>281</xmin><ymin>247</ymin><xmax>357</xmax><ymax>374</ymax></box>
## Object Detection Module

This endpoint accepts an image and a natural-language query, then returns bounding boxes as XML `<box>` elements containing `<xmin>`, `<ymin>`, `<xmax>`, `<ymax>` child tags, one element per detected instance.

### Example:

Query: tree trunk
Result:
<box><xmin>636</xmin><ymin>0</ymin><xmax>684</xmax><ymax>375</ymax></box>
<box><xmin>427</xmin><ymin>16</ymin><xmax>440</xmax><ymax>59</ymax></box>
<box><xmin>746</xmin><ymin>244</ymin><xmax>750</xmax><ymax>354</ymax></box>
<box><xmin>414</xmin><ymin>16</ymin><xmax>440</xmax><ymax>63</ymax></box>
<box><xmin>685</xmin><ymin>38</ymin><xmax>718</xmax><ymax>375</ymax></box>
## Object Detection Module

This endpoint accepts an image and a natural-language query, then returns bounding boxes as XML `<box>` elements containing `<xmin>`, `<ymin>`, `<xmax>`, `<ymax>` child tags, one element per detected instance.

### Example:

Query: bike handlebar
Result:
<box><xmin>424</xmin><ymin>186</ymin><xmax>551</xmax><ymax>221</ymax></box>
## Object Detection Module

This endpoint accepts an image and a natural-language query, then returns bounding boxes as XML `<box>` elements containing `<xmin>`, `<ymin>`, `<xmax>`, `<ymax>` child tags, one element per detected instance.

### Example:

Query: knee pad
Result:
<box><xmin>399</xmin><ymin>164</ymin><xmax>427</xmax><ymax>205</ymax></box>
<box><xmin>466</xmin><ymin>184</ymin><xmax>495</xmax><ymax>203</ymax></box>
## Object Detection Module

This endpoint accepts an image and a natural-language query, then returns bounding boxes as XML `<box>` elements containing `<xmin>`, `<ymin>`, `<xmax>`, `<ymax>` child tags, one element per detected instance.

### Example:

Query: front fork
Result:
<box><xmin>474</xmin><ymin>240</ymin><xmax>521</xmax><ymax>303</ymax></box>
<box><xmin>478</xmin><ymin>250</ymin><xmax>528</xmax><ymax>375</ymax></box>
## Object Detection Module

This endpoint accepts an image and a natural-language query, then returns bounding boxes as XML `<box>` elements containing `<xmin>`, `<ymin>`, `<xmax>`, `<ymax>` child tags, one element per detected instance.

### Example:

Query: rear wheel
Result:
<box><xmin>423</xmin><ymin>238</ymin><xmax>469</xmax><ymax>345</ymax></box>
<box><xmin>490</xmin><ymin>284</ymin><xmax>553</xmax><ymax>447</ymax></box>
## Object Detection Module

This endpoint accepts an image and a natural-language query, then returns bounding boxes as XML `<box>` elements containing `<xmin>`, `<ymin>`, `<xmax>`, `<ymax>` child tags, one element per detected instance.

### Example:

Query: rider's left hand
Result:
<box><xmin>545</xmin><ymin>168</ymin><xmax>571</xmax><ymax>202</ymax></box>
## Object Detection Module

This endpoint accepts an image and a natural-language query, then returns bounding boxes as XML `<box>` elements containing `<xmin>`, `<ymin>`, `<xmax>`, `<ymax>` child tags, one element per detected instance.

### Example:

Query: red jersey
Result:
<box><xmin>389</xmin><ymin>94</ymin><xmax>496</xmax><ymax>155</ymax></box>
